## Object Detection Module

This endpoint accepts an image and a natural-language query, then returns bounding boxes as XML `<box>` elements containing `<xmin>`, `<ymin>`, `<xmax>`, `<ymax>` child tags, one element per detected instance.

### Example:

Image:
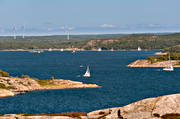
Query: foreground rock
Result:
<box><xmin>0</xmin><ymin>113</ymin><xmax>88</xmax><ymax>119</ymax></box>
<box><xmin>88</xmin><ymin>94</ymin><xmax>180</xmax><ymax>119</ymax></box>
<box><xmin>0</xmin><ymin>115</ymin><xmax>80</xmax><ymax>119</ymax></box>
<box><xmin>0</xmin><ymin>77</ymin><xmax>100</xmax><ymax>98</ymax></box>
<box><xmin>128</xmin><ymin>59</ymin><xmax>180</xmax><ymax>67</ymax></box>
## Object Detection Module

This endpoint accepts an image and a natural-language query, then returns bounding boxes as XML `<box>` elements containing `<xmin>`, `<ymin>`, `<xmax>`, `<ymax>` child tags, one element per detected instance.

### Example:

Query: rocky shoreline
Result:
<box><xmin>1</xmin><ymin>94</ymin><xmax>180</xmax><ymax>119</ymax></box>
<box><xmin>0</xmin><ymin>77</ymin><xmax>100</xmax><ymax>98</ymax></box>
<box><xmin>128</xmin><ymin>59</ymin><xmax>180</xmax><ymax>67</ymax></box>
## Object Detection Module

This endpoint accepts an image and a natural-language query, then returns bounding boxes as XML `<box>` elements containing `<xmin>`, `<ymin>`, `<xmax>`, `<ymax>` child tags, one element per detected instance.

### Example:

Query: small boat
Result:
<box><xmin>83</xmin><ymin>66</ymin><xmax>91</xmax><ymax>77</ymax></box>
<box><xmin>98</xmin><ymin>48</ymin><xmax>102</xmax><ymax>51</ymax></box>
<box><xmin>138</xmin><ymin>46</ymin><xmax>141</xmax><ymax>51</ymax></box>
<box><xmin>163</xmin><ymin>54</ymin><xmax>174</xmax><ymax>71</ymax></box>
<box><xmin>163</xmin><ymin>65</ymin><xmax>174</xmax><ymax>71</ymax></box>
<box><xmin>60</xmin><ymin>49</ymin><xmax>64</xmax><ymax>51</ymax></box>
<box><xmin>29</xmin><ymin>50</ymin><xmax>43</xmax><ymax>53</ymax></box>
<box><xmin>72</xmin><ymin>50</ymin><xmax>76</xmax><ymax>54</ymax></box>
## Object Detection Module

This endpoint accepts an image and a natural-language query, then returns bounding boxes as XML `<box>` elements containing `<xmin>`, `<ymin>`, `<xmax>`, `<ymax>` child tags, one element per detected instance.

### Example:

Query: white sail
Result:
<box><xmin>138</xmin><ymin>46</ymin><xmax>141</xmax><ymax>51</ymax></box>
<box><xmin>83</xmin><ymin>66</ymin><xmax>91</xmax><ymax>77</ymax></box>
<box><xmin>71</xmin><ymin>46</ymin><xmax>75</xmax><ymax>53</ymax></box>
<box><xmin>163</xmin><ymin>54</ymin><xmax>174</xmax><ymax>71</ymax></box>
<box><xmin>98</xmin><ymin>48</ymin><xmax>102</xmax><ymax>51</ymax></box>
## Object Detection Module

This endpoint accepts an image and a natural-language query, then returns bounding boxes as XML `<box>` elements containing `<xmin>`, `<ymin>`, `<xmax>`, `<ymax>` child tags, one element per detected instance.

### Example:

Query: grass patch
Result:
<box><xmin>175</xmin><ymin>62</ymin><xmax>180</xmax><ymax>66</ymax></box>
<box><xmin>0</xmin><ymin>83</ymin><xmax>16</xmax><ymax>89</ymax></box>
<box><xmin>21</xmin><ymin>112</ymin><xmax>87</xmax><ymax>118</ymax></box>
<box><xmin>0</xmin><ymin>83</ymin><xmax>6</xmax><ymax>89</ymax></box>
<box><xmin>37</xmin><ymin>80</ymin><xmax>51</xmax><ymax>86</ymax></box>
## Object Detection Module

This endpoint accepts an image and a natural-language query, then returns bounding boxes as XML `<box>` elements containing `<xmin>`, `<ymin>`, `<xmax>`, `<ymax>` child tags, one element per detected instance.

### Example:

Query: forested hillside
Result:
<box><xmin>0</xmin><ymin>33</ymin><xmax>180</xmax><ymax>50</ymax></box>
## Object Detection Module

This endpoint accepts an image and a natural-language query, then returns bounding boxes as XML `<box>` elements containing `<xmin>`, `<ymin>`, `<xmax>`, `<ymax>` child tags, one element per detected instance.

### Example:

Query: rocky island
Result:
<box><xmin>128</xmin><ymin>59</ymin><xmax>180</xmax><ymax>67</ymax></box>
<box><xmin>0</xmin><ymin>71</ymin><xmax>100</xmax><ymax>98</ymax></box>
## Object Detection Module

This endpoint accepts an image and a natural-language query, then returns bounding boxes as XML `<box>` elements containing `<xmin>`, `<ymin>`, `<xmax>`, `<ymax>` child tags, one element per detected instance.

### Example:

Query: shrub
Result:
<box><xmin>50</xmin><ymin>76</ymin><xmax>55</xmax><ymax>80</ymax></box>
<box><xmin>0</xmin><ymin>70</ymin><xmax>10</xmax><ymax>77</ymax></box>
<box><xmin>37</xmin><ymin>80</ymin><xmax>50</xmax><ymax>86</ymax></box>
<box><xmin>6</xmin><ymin>86</ymin><xmax>16</xmax><ymax>90</ymax></box>
<box><xmin>21</xmin><ymin>75</ymin><xmax>30</xmax><ymax>78</ymax></box>
<box><xmin>0</xmin><ymin>83</ymin><xmax>6</xmax><ymax>89</ymax></box>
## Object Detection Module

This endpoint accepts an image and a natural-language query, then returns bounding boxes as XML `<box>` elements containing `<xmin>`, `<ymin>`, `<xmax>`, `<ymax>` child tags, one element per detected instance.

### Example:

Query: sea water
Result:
<box><xmin>0</xmin><ymin>51</ymin><xmax>179</xmax><ymax>114</ymax></box>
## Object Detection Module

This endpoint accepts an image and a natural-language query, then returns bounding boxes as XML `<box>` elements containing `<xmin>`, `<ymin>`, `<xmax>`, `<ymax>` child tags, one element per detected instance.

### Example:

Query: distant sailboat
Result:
<box><xmin>29</xmin><ymin>50</ymin><xmax>43</xmax><ymax>53</ymax></box>
<box><xmin>138</xmin><ymin>46</ymin><xmax>142</xmax><ymax>51</ymax></box>
<box><xmin>83</xmin><ymin>66</ymin><xmax>91</xmax><ymax>77</ymax></box>
<box><xmin>72</xmin><ymin>50</ymin><xmax>76</xmax><ymax>54</ymax></box>
<box><xmin>163</xmin><ymin>53</ymin><xmax>174</xmax><ymax>71</ymax></box>
<box><xmin>98</xmin><ymin>48</ymin><xmax>102</xmax><ymax>51</ymax></box>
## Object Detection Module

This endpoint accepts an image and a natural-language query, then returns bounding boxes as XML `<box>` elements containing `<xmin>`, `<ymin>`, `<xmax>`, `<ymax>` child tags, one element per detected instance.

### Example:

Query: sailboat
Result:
<box><xmin>163</xmin><ymin>53</ymin><xmax>174</xmax><ymax>71</ymax></box>
<box><xmin>98</xmin><ymin>48</ymin><xmax>102</xmax><ymax>51</ymax></box>
<box><xmin>83</xmin><ymin>66</ymin><xmax>91</xmax><ymax>77</ymax></box>
<box><xmin>138</xmin><ymin>46</ymin><xmax>142</xmax><ymax>51</ymax></box>
<box><xmin>71</xmin><ymin>46</ymin><xmax>75</xmax><ymax>53</ymax></box>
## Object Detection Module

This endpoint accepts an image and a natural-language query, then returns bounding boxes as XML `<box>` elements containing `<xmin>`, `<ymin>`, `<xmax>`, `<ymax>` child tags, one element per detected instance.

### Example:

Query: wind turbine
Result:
<box><xmin>67</xmin><ymin>30</ymin><xmax>70</xmax><ymax>40</ymax></box>
<box><xmin>61</xmin><ymin>26</ymin><xmax>74</xmax><ymax>40</ymax></box>
<box><xmin>13</xmin><ymin>25</ymin><xmax>16</xmax><ymax>40</ymax></box>
<box><xmin>22</xmin><ymin>25</ymin><xmax>25</xmax><ymax>39</ymax></box>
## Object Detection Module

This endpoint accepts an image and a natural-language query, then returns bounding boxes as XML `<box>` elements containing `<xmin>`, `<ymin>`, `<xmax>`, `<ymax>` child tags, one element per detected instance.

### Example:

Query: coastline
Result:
<box><xmin>128</xmin><ymin>59</ymin><xmax>180</xmax><ymax>67</ymax></box>
<box><xmin>0</xmin><ymin>77</ymin><xmax>100</xmax><ymax>98</ymax></box>
<box><xmin>0</xmin><ymin>48</ymin><xmax>152</xmax><ymax>52</ymax></box>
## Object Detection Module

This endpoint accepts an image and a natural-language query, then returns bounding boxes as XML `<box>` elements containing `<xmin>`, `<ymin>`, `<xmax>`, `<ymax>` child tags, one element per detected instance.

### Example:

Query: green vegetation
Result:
<box><xmin>161</xmin><ymin>113</ymin><xmax>180</xmax><ymax>119</ymax></box>
<box><xmin>0</xmin><ymin>33</ymin><xmax>180</xmax><ymax>50</ymax></box>
<box><xmin>147</xmin><ymin>53</ymin><xmax>180</xmax><ymax>64</ymax></box>
<box><xmin>0</xmin><ymin>70</ymin><xmax>10</xmax><ymax>77</ymax></box>
<box><xmin>37</xmin><ymin>80</ymin><xmax>52</xmax><ymax>86</ymax></box>
<box><xmin>0</xmin><ymin>83</ymin><xmax>6</xmax><ymax>89</ymax></box>
<box><xmin>165</xmin><ymin>45</ymin><xmax>180</xmax><ymax>53</ymax></box>
<box><xmin>50</xmin><ymin>76</ymin><xmax>55</xmax><ymax>80</ymax></box>
<box><xmin>0</xmin><ymin>83</ymin><xmax>16</xmax><ymax>89</ymax></box>
<box><xmin>0</xmin><ymin>34</ymin><xmax>123</xmax><ymax>50</ymax></box>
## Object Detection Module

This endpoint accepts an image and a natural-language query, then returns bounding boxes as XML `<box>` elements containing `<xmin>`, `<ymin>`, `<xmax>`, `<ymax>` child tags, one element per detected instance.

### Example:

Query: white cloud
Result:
<box><xmin>60</xmin><ymin>26</ymin><xmax>75</xmax><ymax>30</ymax></box>
<box><xmin>100</xmin><ymin>24</ymin><xmax>115</xmax><ymax>28</ymax></box>
<box><xmin>148</xmin><ymin>24</ymin><xmax>162</xmax><ymax>27</ymax></box>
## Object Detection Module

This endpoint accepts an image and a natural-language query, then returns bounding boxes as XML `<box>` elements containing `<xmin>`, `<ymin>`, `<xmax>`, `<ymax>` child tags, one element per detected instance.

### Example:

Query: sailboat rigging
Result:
<box><xmin>163</xmin><ymin>53</ymin><xmax>174</xmax><ymax>71</ymax></box>
<box><xmin>83</xmin><ymin>66</ymin><xmax>91</xmax><ymax>77</ymax></box>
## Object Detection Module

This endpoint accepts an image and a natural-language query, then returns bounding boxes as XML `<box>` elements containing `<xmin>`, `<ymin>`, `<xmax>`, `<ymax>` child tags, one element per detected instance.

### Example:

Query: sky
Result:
<box><xmin>0</xmin><ymin>0</ymin><xmax>180</xmax><ymax>35</ymax></box>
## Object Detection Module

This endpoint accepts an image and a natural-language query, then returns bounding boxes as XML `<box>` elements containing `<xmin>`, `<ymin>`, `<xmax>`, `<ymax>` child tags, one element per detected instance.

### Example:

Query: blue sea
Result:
<box><xmin>0</xmin><ymin>51</ymin><xmax>179</xmax><ymax>114</ymax></box>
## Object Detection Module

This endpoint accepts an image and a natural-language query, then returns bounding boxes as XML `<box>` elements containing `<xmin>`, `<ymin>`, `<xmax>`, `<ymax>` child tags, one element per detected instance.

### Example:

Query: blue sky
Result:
<box><xmin>0</xmin><ymin>0</ymin><xmax>180</xmax><ymax>35</ymax></box>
